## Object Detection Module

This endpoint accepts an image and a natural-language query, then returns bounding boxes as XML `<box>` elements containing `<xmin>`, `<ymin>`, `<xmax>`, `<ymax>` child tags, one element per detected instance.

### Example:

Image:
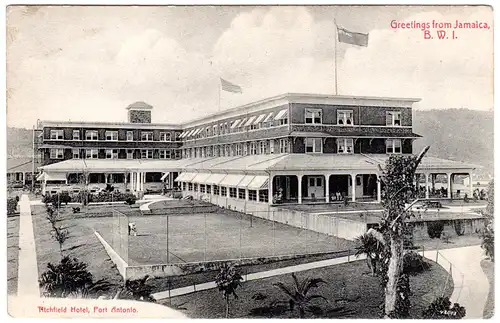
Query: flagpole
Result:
<box><xmin>334</xmin><ymin>19</ymin><xmax>338</xmax><ymax>95</ymax></box>
<box><xmin>218</xmin><ymin>79</ymin><xmax>221</xmax><ymax>112</ymax></box>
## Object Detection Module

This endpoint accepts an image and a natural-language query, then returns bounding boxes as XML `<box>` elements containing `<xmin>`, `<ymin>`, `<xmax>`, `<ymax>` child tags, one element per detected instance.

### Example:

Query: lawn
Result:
<box><xmin>81</xmin><ymin>210</ymin><xmax>356</xmax><ymax>265</ymax></box>
<box><xmin>7</xmin><ymin>215</ymin><xmax>20</xmax><ymax>295</ymax></box>
<box><xmin>481</xmin><ymin>259</ymin><xmax>494</xmax><ymax>319</ymax></box>
<box><xmin>30</xmin><ymin>205</ymin><xmax>123</xmax><ymax>297</ymax></box>
<box><xmin>164</xmin><ymin>259</ymin><xmax>453</xmax><ymax>318</ymax></box>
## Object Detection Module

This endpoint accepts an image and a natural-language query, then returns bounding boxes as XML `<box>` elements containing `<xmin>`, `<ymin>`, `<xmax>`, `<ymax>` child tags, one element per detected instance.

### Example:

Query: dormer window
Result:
<box><xmin>386</xmin><ymin>111</ymin><xmax>402</xmax><ymax>126</ymax></box>
<box><xmin>337</xmin><ymin>110</ymin><xmax>353</xmax><ymax>125</ymax></box>
<box><xmin>337</xmin><ymin>138</ymin><xmax>354</xmax><ymax>154</ymax></box>
<box><xmin>305</xmin><ymin>108</ymin><xmax>322</xmax><ymax>124</ymax></box>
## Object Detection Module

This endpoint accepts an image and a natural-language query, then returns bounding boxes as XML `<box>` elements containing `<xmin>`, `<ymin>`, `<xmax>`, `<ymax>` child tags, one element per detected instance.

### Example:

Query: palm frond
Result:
<box><xmin>303</xmin><ymin>278</ymin><xmax>326</xmax><ymax>295</ymax></box>
<box><xmin>273</xmin><ymin>282</ymin><xmax>295</xmax><ymax>300</ymax></box>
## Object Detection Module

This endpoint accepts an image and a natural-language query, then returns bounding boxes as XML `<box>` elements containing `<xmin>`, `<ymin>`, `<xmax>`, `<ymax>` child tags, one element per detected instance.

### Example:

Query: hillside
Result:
<box><xmin>6</xmin><ymin>109</ymin><xmax>494</xmax><ymax>176</ymax></box>
<box><xmin>413</xmin><ymin>109</ymin><xmax>494</xmax><ymax>177</ymax></box>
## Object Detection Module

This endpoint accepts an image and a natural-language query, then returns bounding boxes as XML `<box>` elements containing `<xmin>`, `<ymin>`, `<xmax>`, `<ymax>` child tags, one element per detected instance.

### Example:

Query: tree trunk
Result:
<box><xmin>385</xmin><ymin>233</ymin><xmax>404</xmax><ymax>316</ymax></box>
<box><xmin>371</xmin><ymin>258</ymin><xmax>377</xmax><ymax>276</ymax></box>
<box><xmin>225</xmin><ymin>296</ymin><xmax>229</xmax><ymax>318</ymax></box>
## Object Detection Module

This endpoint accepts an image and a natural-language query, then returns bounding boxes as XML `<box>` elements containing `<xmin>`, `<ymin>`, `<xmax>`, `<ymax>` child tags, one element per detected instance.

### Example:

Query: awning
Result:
<box><xmin>289</xmin><ymin>131</ymin><xmax>334</xmax><ymax>138</ymax></box>
<box><xmin>45</xmin><ymin>173</ymin><xmax>67</xmax><ymax>181</ymax></box>
<box><xmin>247</xmin><ymin>176</ymin><xmax>269</xmax><ymax>190</ymax></box>
<box><xmin>179</xmin><ymin>132</ymin><xmax>187</xmax><ymax>138</ymax></box>
<box><xmin>244</xmin><ymin>116</ymin><xmax>256</xmax><ymax>126</ymax></box>
<box><xmin>36</xmin><ymin>173</ymin><xmax>45</xmax><ymax>181</ymax></box>
<box><xmin>263</xmin><ymin>112</ymin><xmax>274</xmax><ymax>122</ymax></box>
<box><xmin>237</xmin><ymin>175</ymin><xmax>255</xmax><ymax>188</ymax></box>
<box><xmin>239</xmin><ymin>118</ymin><xmax>247</xmax><ymax>127</ymax></box>
<box><xmin>230</xmin><ymin>119</ymin><xmax>241</xmax><ymax>129</ymax></box>
<box><xmin>185</xmin><ymin>130</ymin><xmax>194</xmax><ymax>138</ymax></box>
<box><xmin>205</xmin><ymin>173</ymin><xmax>227</xmax><ymax>185</ymax></box>
<box><xmin>191</xmin><ymin>172</ymin><xmax>211</xmax><ymax>184</ymax></box>
<box><xmin>174</xmin><ymin>172</ymin><xmax>197</xmax><ymax>182</ymax></box>
<box><xmin>193</xmin><ymin>128</ymin><xmax>202</xmax><ymax>136</ymax></box>
<box><xmin>161</xmin><ymin>173</ymin><xmax>170</xmax><ymax>181</ymax></box>
<box><xmin>253</xmin><ymin>114</ymin><xmax>266</xmax><ymax>124</ymax></box>
<box><xmin>274</xmin><ymin>109</ymin><xmax>288</xmax><ymax>120</ymax></box>
<box><xmin>219</xmin><ymin>174</ymin><xmax>245</xmax><ymax>187</ymax></box>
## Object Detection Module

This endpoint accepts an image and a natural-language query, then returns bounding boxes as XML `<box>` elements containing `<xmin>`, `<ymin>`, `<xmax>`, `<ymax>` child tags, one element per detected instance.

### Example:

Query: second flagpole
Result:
<box><xmin>334</xmin><ymin>18</ymin><xmax>338</xmax><ymax>95</ymax></box>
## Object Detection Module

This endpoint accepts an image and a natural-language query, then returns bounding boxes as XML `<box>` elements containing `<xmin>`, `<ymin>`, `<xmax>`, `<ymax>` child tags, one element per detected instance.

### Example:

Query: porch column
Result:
<box><xmin>104</xmin><ymin>173</ymin><xmax>108</xmax><ymax>184</ymax></box>
<box><xmin>245</xmin><ymin>189</ymin><xmax>249</xmax><ymax>201</ymax></box>
<box><xmin>351</xmin><ymin>174</ymin><xmax>356</xmax><ymax>202</ymax></box>
<box><xmin>377</xmin><ymin>175</ymin><xmax>382</xmax><ymax>203</ymax></box>
<box><xmin>431</xmin><ymin>174</ymin><xmax>436</xmax><ymax>191</ymax></box>
<box><xmin>469</xmin><ymin>173</ymin><xmax>473</xmax><ymax>196</ymax></box>
<box><xmin>325</xmin><ymin>174</ymin><xmax>330</xmax><ymax>203</ymax></box>
<box><xmin>425</xmin><ymin>173</ymin><xmax>429</xmax><ymax>199</ymax></box>
<box><xmin>124</xmin><ymin>172</ymin><xmax>128</xmax><ymax>190</ymax></box>
<box><xmin>447</xmin><ymin>172</ymin><xmax>452</xmax><ymax>198</ymax></box>
<box><xmin>22</xmin><ymin>172</ymin><xmax>26</xmax><ymax>186</ymax></box>
<box><xmin>298</xmin><ymin>174</ymin><xmax>303</xmax><ymax>204</ymax></box>
<box><xmin>268</xmin><ymin>175</ymin><xmax>273</xmax><ymax>205</ymax></box>
<box><xmin>141</xmin><ymin>172</ymin><xmax>145</xmax><ymax>191</ymax></box>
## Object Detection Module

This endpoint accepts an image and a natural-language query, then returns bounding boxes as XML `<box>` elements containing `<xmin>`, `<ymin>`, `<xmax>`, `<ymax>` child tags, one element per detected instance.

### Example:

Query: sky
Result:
<box><xmin>6</xmin><ymin>5</ymin><xmax>494</xmax><ymax>129</ymax></box>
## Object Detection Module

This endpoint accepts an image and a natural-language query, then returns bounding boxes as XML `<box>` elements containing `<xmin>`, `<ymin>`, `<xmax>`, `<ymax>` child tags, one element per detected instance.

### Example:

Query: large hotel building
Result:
<box><xmin>37</xmin><ymin>93</ymin><xmax>477</xmax><ymax>212</ymax></box>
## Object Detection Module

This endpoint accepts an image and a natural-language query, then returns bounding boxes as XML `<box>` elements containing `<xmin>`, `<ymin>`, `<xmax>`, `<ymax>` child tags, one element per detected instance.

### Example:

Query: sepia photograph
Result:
<box><xmin>5</xmin><ymin>4</ymin><xmax>494</xmax><ymax>319</ymax></box>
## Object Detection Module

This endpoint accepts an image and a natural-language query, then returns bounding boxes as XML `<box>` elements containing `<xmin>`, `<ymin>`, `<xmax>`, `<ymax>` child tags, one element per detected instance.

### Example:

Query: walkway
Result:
<box><xmin>17</xmin><ymin>194</ymin><xmax>40</xmax><ymax>297</ymax></box>
<box><xmin>153</xmin><ymin>246</ymin><xmax>489</xmax><ymax>319</ymax></box>
<box><xmin>420</xmin><ymin>246</ymin><xmax>489</xmax><ymax>319</ymax></box>
<box><xmin>139</xmin><ymin>197</ymin><xmax>174</xmax><ymax>212</ymax></box>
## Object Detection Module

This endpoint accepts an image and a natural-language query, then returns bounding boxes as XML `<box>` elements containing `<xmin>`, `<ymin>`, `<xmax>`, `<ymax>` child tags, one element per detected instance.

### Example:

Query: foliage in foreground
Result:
<box><xmin>273</xmin><ymin>273</ymin><xmax>328</xmax><ymax>318</ymax></box>
<box><xmin>422</xmin><ymin>296</ymin><xmax>466</xmax><ymax>319</ymax></box>
<box><xmin>481</xmin><ymin>180</ymin><xmax>494</xmax><ymax>262</ymax></box>
<box><xmin>215</xmin><ymin>264</ymin><xmax>244</xmax><ymax>318</ymax></box>
<box><xmin>39</xmin><ymin>256</ymin><xmax>113</xmax><ymax>298</ymax></box>
<box><xmin>119</xmin><ymin>275</ymin><xmax>156</xmax><ymax>302</ymax></box>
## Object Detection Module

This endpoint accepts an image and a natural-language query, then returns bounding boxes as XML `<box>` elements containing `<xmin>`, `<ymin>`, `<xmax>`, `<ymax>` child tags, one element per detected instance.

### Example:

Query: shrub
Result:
<box><xmin>59</xmin><ymin>192</ymin><xmax>72</xmax><ymax>205</ymax></box>
<box><xmin>125</xmin><ymin>194</ymin><xmax>137</xmax><ymax>205</ymax></box>
<box><xmin>427</xmin><ymin>221</ymin><xmax>445</xmax><ymax>239</ymax></box>
<box><xmin>403</xmin><ymin>251</ymin><xmax>431</xmax><ymax>275</ymax></box>
<box><xmin>7</xmin><ymin>198</ymin><xmax>18</xmax><ymax>215</ymax></box>
<box><xmin>422</xmin><ymin>297</ymin><xmax>466</xmax><ymax>319</ymax></box>
<box><xmin>39</xmin><ymin>256</ymin><xmax>113</xmax><ymax>298</ymax></box>
<box><xmin>454</xmin><ymin>220</ymin><xmax>465</xmax><ymax>236</ymax></box>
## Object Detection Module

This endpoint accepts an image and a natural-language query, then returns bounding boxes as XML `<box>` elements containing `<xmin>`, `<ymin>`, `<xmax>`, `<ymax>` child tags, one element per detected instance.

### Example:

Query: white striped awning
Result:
<box><xmin>36</xmin><ymin>173</ymin><xmax>45</xmax><ymax>181</ymax></box>
<box><xmin>219</xmin><ymin>174</ymin><xmax>245</xmax><ymax>187</ymax></box>
<box><xmin>161</xmin><ymin>173</ymin><xmax>169</xmax><ymax>181</ymax></box>
<box><xmin>205</xmin><ymin>173</ymin><xmax>227</xmax><ymax>185</ymax></box>
<box><xmin>237</xmin><ymin>175</ymin><xmax>255</xmax><ymax>188</ymax></box>
<box><xmin>274</xmin><ymin>109</ymin><xmax>288</xmax><ymax>120</ymax></box>
<box><xmin>193</xmin><ymin>128</ymin><xmax>202</xmax><ymax>136</ymax></box>
<box><xmin>191</xmin><ymin>172</ymin><xmax>211</xmax><ymax>184</ymax></box>
<box><xmin>239</xmin><ymin>118</ymin><xmax>247</xmax><ymax>127</ymax></box>
<box><xmin>175</xmin><ymin>172</ymin><xmax>197</xmax><ymax>182</ymax></box>
<box><xmin>185</xmin><ymin>130</ymin><xmax>195</xmax><ymax>138</ymax></box>
<box><xmin>244</xmin><ymin>116</ymin><xmax>256</xmax><ymax>126</ymax></box>
<box><xmin>263</xmin><ymin>112</ymin><xmax>274</xmax><ymax>122</ymax></box>
<box><xmin>230</xmin><ymin>119</ymin><xmax>241</xmax><ymax>129</ymax></box>
<box><xmin>253</xmin><ymin>114</ymin><xmax>266</xmax><ymax>124</ymax></box>
<box><xmin>247</xmin><ymin>176</ymin><xmax>269</xmax><ymax>190</ymax></box>
<box><xmin>178</xmin><ymin>132</ymin><xmax>185</xmax><ymax>138</ymax></box>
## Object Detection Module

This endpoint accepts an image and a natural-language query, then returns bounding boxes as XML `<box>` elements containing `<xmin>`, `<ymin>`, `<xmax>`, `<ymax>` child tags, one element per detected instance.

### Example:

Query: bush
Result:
<box><xmin>74</xmin><ymin>190</ymin><xmax>136</xmax><ymax>204</ymax></box>
<box><xmin>125</xmin><ymin>194</ymin><xmax>137</xmax><ymax>205</ymax></box>
<box><xmin>403</xmin><ymin>251</ymin><xmax>431</xmax><ymax>275</ymax></box>
<box><xmin>454</xmin><ymin>220</ymin><xmax>465</xmax><ymax>236</ymax></box>
<box><xmin>422</xmin><ymin>297</ymin><xmax>466</xmax><ymax>319</ymax></box>
<box><xmin>60</xmin><ymin>192</ymin><xmax>72</xmax><ymax>205</ymax></box>
<box><xmin>7</xmin><ymin>198</ymin><xmax>18</xmax><ymax>215</ymax></box>
<box><xmin>427</xmin><ymin>221</ymin><xmax>445</xmax><ymax>239</ymax></box>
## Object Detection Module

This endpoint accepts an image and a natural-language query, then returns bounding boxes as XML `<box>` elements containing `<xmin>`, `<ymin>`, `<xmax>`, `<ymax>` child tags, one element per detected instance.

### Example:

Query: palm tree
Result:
<box><xmin>215</xmin><ymin>264</ymin><xmax>243</xmax><ymax>318</ymax></box>
<box><xmin>118</xmin><ymin>275</ymin><xmax>156</xmax><ymax>302</ymax></box>
<box><xmin>354</xmin><ymin>229</ymin><xmax>385</xmax><ymax>276</ymax></box>
<box><xmin>51</xmin><ymin>226</ymin><xmax>69</xmax><ymax>256</ymax></box>
<box><xmin>273</xmin><ymin>273</ymin><xmax>328</xmax><ymax>318</ymax></box>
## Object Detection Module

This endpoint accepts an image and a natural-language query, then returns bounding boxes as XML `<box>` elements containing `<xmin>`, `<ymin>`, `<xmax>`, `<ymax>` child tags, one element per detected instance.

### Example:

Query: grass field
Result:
<box><xmin>7</xmin><ymin>216</ymin><xmax>20</xmax><ymax>295</ymax></box>
<box><xmin>164</xmin><ymin>259</ymin><xmax>453</xmax><ymax>318</ymax></box>
<box><xmin>79</xmin><ymin>210</ymin><xmax>356</xmax><ymax>265</ymax></box>
<box><xmin>481</xmin><ymin>259</ymin><xmax>494</xmax><ymax>319</ymax></box>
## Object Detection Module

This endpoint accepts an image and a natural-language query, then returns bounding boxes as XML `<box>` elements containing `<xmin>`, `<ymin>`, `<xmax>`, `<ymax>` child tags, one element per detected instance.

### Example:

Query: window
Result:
<box><xmin>337</xmin><ymin>110</ymin><xmax>354</xmax><ymax>125</ymax></box>
<box><xmin>279</xmin><ymin>118</ymin><xmax>288</xmax><ymax>126</ymax></box>
<box><xmin>206</xmin><ymin>185</ymin><xmax>212</xmax><ymax>194</ymax></box>
<box><xmin>50</xmin><ymin>148</ymin><xmax>64</xmax><ymax>159</ymax></box>
<box><xmin>213</xmin><ymin>185</ymin><xmax>220</xmax><ymax>195</ymax></box>
<box><xmin>221</xmin><ymin>186</ymin><xmax>227</xmax><ymax>197</ymax></box>
<box><xmin>141</xmin><ymin>149</ymin><xmax>153</xmax><ymax>159</ymax></box>
<box><xmin>259</xmin><ymin>141</ymin><xmax>268</xmax><ymax>155</ymax></box>
<box><xmin>224</xmin><ymin>123</ymin><xmax>229</xmax><ymax>134</ymax></box>
<box><xmin>175</xmin><ymin>150</ymin><xmax>181</xmax><ymax>159</ymax></box>
<box><xmin>127</xmin><ymin>131</ymin><xmax>134</xmax><ymax>141</ymax></box>
<box><xmin>225</xmin><ymin>145</ymin><xmax>230</xmax><ymax>157</ymax></box>
<box><xmin>159</xmin><ymin>149</ymin><xmax>171</xmax><ymax>159</ymax></box>
<box><xmin>234</xmin><ymin>144</ymin><xmax>241</xmax><ymax>156</ymax></box>
<box><xmin>386</xmin><ymin>139</ymin><xmax>402</xmax><ymax>154</ymax></box>
<box><xmin>105</xmin><ymin>131</ymin><xmax>118</xmax><ymax>141</ymax></box>
<box><xmin>86</xmin><ymin>130</ymin><xmax>98</xmax><ymax>141</ymax></box>
<box><xmin>249</xmin><ymin>190</ymin><xmax>257</xmax><ymax>201</ymax></box>
<box><xmin>279</xmin><ymin>139</ymin><xmax>289</xmax><ymax>153</ymax></box>
<box><xmin>238</xmin><ymin>188</ymin><xmax>246</xmax><ymax>199</ymax></box>
<box><xmin>205</xmin><ymin>127</ymin><xmax>210</xmax><ymax>137</ymax></box>
<box><xmin>213</xmin><ymin>125</ymin><xmax>217</xmax><ymax>136</ymax></box>
<box><xmin>356</xmin><ymin>176</ymin><xmax>362</xmax><ymax>186</ymax></box>
<box><xmin>175</xmin><ymin>132</ymin><xmax>181</xmax><ymax>141</ymax></box>
<box><xmin>219</xmin><ymin>124</ymin><xmax>224</xmax><ymax>135</ymax></box>
<box><xmin>160</xmin><ymin>132</ymin><xmax>171</xmax><ymax>142</ymax></box>
<box><xmin>85</xmin><ymin>149</ymin><xmax>98</xmax><ymax>159</ymax></box>
<box><xmin>386</xmin><ymin>111</ymin><xmax>402</xmax><ymax>126</ymax></box>
<box><xmin>250</xmin><ymin>142</ymin><xmax>257</xmax><ymax>155</ymax></box>
<box><xmin>72</xmin><ymin>130</ymin><xmax>80</xmax><ymax>140</ymax></box>
<box><xmin>243</xmin><ymin>142</ymin><xmax>248</xmax><ymax>155</ymax></box>
<box><xmin>72</xmin><ymin>149</ymin><xmax>80</xmax><ymax>159</ymax></box>
<box><xmin>188</xmin><ymin>183</ymin><xmax>193</xmax><ymax>191</ymax></box>
<box><xmin>269</xmin><ymin>140</ymin><xmax>275</xmax><ymax>154</ymax></box>
<box><xmin>105</xmin><ymin>149</ymin><xmax>118</xmax><ymax>159</ymax></box>
<box><xmin>141</xmin><ymin>132</ymin><xmax>153</xmax><ymax>141</ymax></box>
<box><xmin>127</xmin><ymin>149</ymin><xmax>134</xmax><ymax>159</ymax></box>
<box><xmin>50</xmin><ymin>130</ymin><xmax>64</xmax><ymax>140</ymax></box>
<box><xmin>259</xmin><ymin>190</ymin><xmax>269</xmax><ymax>202</ymax></box>
<box><xmin>200</xmin><ymin>184</ymin><xmax>206</xmax><ymax>193</ymax></box>
<box><xmin>305</xmin><ymin>138</ymin><xmax>322</xmax><ymax>153</ymax></box>
<box><xmin>230</xmin><ymin>188</ymin><xmax>237</xmax><ymax>198</ymax></box>
<box><xmin>305</xmin><ymin>108</ymin><xmax>322</xmax><ymax>124</ymax></box>
<box><xmin>337</xmin><ymin>138</ymin><xmax>354</xmax><ymax>154</ymax></box>
<box><xmin>193</xmin><ymin>183</ymin><xmax>198</xmax><ymax>192</ymax></box>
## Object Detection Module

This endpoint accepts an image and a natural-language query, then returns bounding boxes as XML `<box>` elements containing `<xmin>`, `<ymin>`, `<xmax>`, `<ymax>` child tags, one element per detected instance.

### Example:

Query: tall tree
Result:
<box><xmin>215</xmin><ymin>264</ymin><xmax>243</xmax><ymax>318</ymax></box>
<box><xmin>378</xmin><ymin>147</ymin><xmax>429</xmax><ymax>317</ymax></box>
